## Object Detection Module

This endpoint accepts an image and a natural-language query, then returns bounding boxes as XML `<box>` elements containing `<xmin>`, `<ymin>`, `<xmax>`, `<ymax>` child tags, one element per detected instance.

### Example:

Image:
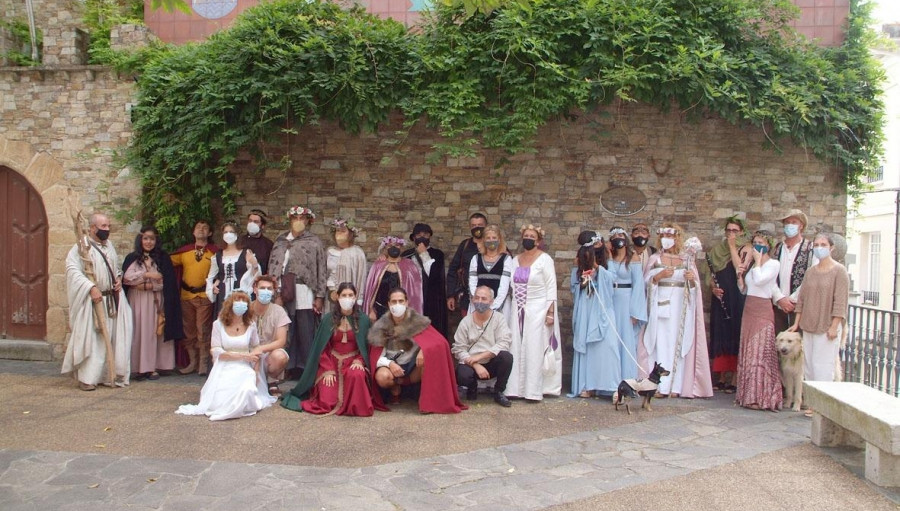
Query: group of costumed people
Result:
<box><xmin>64</xmin><ymin>204</ymin><xmax>845</xmax><ymax>421</ymax></box>
<box><xmin>568</xmin><ymin>223</ymin><xmax>712</xmax><ymax>401</ymax></box>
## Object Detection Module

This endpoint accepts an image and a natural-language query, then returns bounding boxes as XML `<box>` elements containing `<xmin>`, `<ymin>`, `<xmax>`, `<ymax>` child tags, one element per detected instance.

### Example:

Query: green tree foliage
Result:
<box><xmin>126</xmin><ymin>0</ymin><xmax>884</xmax><ymax>242</ymax></box>
<box><xmin>1</xmin><ymin>19</ymin><xmax>42</xmax><ymax>66</ymax></box>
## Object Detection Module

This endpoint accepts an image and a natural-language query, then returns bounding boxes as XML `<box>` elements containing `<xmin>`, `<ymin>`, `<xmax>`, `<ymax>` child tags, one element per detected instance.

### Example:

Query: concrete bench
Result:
<box><xmin>804</xmin><ymin>381</ymin><xmax>900</xmax><ymax>487</ymax></box>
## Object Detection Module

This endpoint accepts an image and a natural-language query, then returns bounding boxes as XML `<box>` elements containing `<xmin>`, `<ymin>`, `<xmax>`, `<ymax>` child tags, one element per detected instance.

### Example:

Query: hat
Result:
<box><xmin>780</xmin><ymin>209</ymin><xmax>808</xmax><ymax>228</ymax></box>
<box><xmin>410</xmin><ymin>223</ymin><xmax>433</xmax><ymax>240</ymax></box>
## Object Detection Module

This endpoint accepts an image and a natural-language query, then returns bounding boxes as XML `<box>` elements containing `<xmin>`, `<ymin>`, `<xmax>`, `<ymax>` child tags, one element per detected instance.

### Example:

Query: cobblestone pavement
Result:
<box><xmin>0</xmin><ymin>361</ymin><xmax>897</xmax><ymax>510</ymax></box>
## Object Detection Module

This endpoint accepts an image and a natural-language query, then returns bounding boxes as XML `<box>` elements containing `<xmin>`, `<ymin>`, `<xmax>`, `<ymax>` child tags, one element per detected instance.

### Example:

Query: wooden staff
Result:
<box><xmin>705</xmin><ymin>254</ymin><xmax>732</xmax><ymax>320</ymax></box>
<box><xmin>70</xmin><ymin>208</ymin><xmax>117</xmax><ymax>386</ymax></box>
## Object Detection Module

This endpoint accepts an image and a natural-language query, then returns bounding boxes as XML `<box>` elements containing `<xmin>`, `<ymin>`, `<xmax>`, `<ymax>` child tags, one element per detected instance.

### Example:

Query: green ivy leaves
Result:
<box><xmin>125</xmin><ymin>0</ymin><xmax>883</xmax><ymax>244</ymax></box>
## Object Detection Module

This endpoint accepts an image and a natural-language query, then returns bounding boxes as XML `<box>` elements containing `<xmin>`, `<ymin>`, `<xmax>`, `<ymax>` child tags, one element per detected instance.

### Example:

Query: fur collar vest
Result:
<box><xmin>368</xmin><ymin>309</ymin><xmax>431</xmax><ymax>348</ymax></box>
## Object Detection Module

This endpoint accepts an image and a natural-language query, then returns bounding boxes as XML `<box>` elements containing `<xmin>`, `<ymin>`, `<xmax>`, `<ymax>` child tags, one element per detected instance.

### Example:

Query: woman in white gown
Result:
<box><xmin>176</xmin><ymin>291</ymin><xmax>276</xmax><ymax>421</ymax></box>
<box><xmin>505</xmin><ymin>224</ymin><xmax>562</xmax><ymax>400</ymax></box>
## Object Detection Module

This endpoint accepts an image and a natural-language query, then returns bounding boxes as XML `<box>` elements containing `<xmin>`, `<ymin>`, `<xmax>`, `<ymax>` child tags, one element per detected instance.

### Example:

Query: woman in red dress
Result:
<box><xmin>281</xmin><ymin>283</ymin><xmax>376</xmax><ymax>416</ymax></box>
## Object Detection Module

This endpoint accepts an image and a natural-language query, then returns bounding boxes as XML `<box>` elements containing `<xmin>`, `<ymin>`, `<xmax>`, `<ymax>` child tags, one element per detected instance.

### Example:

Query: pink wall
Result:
<box><xmin>145</xmin><ymin>0</ymin><xmax>848</xmax><ymax>47</ymax></box>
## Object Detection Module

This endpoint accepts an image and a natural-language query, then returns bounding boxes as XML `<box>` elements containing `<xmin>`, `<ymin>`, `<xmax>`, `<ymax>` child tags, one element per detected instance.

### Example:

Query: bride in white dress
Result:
<box><xmin>176</xmin><ymin>291</ymin><xmax>276</xmax><ymax>420</ymax></box>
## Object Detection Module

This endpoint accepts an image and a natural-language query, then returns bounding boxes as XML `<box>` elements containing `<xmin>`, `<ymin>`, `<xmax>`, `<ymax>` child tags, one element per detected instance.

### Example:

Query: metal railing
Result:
<box><xmin>844</xmin><ymin>304</ymin><xmax>900</xmax><ymax>397</ymax></box>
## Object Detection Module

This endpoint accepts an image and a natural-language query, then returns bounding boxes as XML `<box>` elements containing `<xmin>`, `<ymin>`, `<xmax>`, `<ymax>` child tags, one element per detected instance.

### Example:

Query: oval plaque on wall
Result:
<box><xmin>600</xmin><ymin>186</ymin><xmax>646</xmax><ymax>217</ymax></box>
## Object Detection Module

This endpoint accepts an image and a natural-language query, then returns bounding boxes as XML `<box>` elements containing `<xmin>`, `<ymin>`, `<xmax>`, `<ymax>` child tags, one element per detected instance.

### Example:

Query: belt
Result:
<box><xmin>657</xmin><ymin>281</ymin><xmax>685</xmax><ymax>288</ymax></box>
<box><xmin>612</xmin><ymin>283</ymin><xmax>632</xmax><ymax>289</ymax></box>
<box><xmin>181</xmin><ymin>283</ymin><xmax>205</xmax><ymax>293</ymax></box>
<box><xmin>100</xmin><ymin>290</ymin><xmax>115</xmax><ymax>296</ymax></box>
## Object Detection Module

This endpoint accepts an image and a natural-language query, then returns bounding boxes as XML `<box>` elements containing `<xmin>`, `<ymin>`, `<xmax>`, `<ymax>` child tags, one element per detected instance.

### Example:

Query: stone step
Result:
<box><xmin>0</xmin><ymin>339</ymin><xmax>54</xmax><ymax>361</ymax></box>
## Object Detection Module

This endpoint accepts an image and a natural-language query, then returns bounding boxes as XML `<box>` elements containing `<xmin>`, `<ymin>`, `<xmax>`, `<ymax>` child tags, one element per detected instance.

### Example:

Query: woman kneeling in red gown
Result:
<box><xmin>281</xmin><ymin>283</ymin><xmax>376</xmax><ymax>416</ymax></box>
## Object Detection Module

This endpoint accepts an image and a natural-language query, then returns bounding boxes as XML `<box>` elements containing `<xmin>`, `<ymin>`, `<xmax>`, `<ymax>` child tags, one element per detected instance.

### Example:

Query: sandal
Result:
<box><xmin>578</xmin><ymin>391</ymin><xmax>593</xmax><ymax>398</ymax></box>
<box><xmin>724</xmin><ymin>385</ymin><xmax>736</xmax><ymax>394</ymax></box>
<box><xmin>268</xmin><ymin>386</ymin><xmax>282</xmax><ymax>396</ymax></box>
<box><xmin>148</xmin><ymin>372</ymin><xmax>160</xmax><ymax>380</ymax></box>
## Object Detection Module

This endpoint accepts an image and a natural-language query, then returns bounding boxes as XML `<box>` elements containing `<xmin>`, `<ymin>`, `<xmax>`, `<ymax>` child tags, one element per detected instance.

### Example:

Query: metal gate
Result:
<box><xmin>0</xmin><ymin>166</ymin><xmax>48</xmax><ymax>339</ymax></box>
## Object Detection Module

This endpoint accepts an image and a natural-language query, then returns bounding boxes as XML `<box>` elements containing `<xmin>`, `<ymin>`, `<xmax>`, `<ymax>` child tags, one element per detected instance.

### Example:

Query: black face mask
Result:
<box><xmin>611</xmin><ymin>238</ymin><xmax>627</xmax><ymax>250</ymax></box>
<box><xmin>414</xmin><ymin>236</ymin><xmax>430</xmax><ymax>248</ymax></box>
<box><xmin>96</xmin><ymin>229</ymin><xmax>110</xmax><ymax>241</ymax></box>
<box><xmin>471</xmin><ymin>227</ymin><xmax>485</xmax><ymax>239</ymax></box>
<box><xmin>521</xmin><ymin>239</ymin><xmax>536</xmax><ymax>251</ymax></box>
<box><xmin>632</xmin><ymin>236</ymin><xmax>648</xmax><ymax>247</ymax></box>
<box><xmin>387</xmin><ymin>246</ymin><xmax>402</xmax><ymax>258</ymax></box>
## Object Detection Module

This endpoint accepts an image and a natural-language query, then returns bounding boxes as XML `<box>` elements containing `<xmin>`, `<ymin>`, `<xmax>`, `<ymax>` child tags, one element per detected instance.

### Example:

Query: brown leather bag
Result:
<box><xmin>280</xmin><ymin>272</ymin><xmax>296</xmax><ymax>303</ymax></box>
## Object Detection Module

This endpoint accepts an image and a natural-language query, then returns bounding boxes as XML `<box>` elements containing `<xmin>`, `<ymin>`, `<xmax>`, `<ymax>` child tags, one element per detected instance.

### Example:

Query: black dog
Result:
<box><xmin>613</xmin><ymin>362</ymin><xmax>671</xmax><ymax>415</ymax></box>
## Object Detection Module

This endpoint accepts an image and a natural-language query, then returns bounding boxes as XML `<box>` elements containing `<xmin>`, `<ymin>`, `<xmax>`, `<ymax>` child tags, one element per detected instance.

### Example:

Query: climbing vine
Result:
<box><xmin>125</xmin><ymin>0</ymin><xmax>884</xmax><ymax>241</ymax></box>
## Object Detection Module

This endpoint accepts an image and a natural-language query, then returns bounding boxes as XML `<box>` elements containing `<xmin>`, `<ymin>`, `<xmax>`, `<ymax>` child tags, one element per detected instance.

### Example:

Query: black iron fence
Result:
<box><xmin>845</xmin><ymin>304</ymin><xmax>900</xmax><ymax>397</ymax></box>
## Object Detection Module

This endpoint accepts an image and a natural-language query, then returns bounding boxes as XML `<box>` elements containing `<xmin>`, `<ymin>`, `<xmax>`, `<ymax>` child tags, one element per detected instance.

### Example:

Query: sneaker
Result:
<box><xmin>494</xmin><ymin>393</ymin><xmax>512</xmax><ymax>407</ymax></box>
<box><xmin>466</xmin><ymin>388</ymin><xmax>478</xmax><ymax>401</ymax></box>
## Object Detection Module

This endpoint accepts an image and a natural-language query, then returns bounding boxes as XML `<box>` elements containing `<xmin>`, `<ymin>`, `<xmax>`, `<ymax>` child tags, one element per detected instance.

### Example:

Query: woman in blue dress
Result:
<box><xmin>608</xmin><ymin>226</ymin><xmax>648</xmax><ymax>381</ymax></box>
<box><xmin>569</xmin><ymin>231</ymin><xmax>620</xmax><ymax>398</ymax></box>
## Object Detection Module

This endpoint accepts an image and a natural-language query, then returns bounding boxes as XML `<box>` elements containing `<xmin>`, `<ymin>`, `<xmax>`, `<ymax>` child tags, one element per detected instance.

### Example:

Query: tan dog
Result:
<box><xmin>775</xmin><ymin>330</ymin><xmax>804</xmax><ymax>411</ymax></box>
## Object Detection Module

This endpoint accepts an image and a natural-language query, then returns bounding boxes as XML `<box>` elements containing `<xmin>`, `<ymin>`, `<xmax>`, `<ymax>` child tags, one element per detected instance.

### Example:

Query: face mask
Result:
<box><xmin>414</xmin><ymin>236</ymin><xmax>430</xmax><ymax>247</ymax></box>
<box><xmin>661</xmin><ymin>238</ymin><xmax>675</xmax><ymax>250</ymax></box>
<box><xmin>611</xmin><ymin>238</ymin><xmax>627</xmax><ymax>250</ymax></box>
<box><xmin>632</xmin><ymin>236</ymin><xmax>648</xmax><ymax>247</ymax></box>
<box><xmin>223</xmin><ymin>232</ymin><xmax>238</xmax><ymax>245</ymax></box>
<box><xmin>247</xmin><ymin>222</ymin><xmax>261</xmax><ymax>236</ymax></box>
<box><xmin>387</xmin><ymin>246</ymin><xmax>402</xmax><ymax>258</ymax></box>
<box><xmin>783</xmin><ymin>224</ymin><xmax>800</xmax><ymax>237</ymax></box>
<box><xmin>232</xmin><ymin>301</ymin><xmax>249</xmax><ymax>316</ymax></box>
<box><xmin>256</xmin><ymin>289</ymin><xmax>274</xmax><ymax>305</ymax></box>
<box><xmin>471</xmin><ymin>227</ymin><xmax>484</xmax><ymax>239</ymax></box>
<box><xmin>813</xmin><ymin>246</ymin><xmax>831</xmax><ymax>260</ymax></box>
<box><xmin>338</xmin><ymin>297</ymin><xmax>356</xmax><ymax>311</ymax></box>
<box><xmin>484</xmin><ymin>240</ymin><xmax>500</xmax><ymax>252</ymax></box>
<box><xmin>521</xmin><ymin>239</ymin><xmax>536</xmax><ymax>251</ymax></box>
<box><xmin>291</xmin><ymin>219</ymin><xmax>306</xmax><ymax>233</ymax></box>
<box><xmin>96</xmin><ymin>229</ymin><xmax>110</xmax><ymax>241</ymax></box>
<box><xmin>753</xmin><ymin>244</ymin><xmax>769</xmax><ymax>255</ymax></box>
<box><xmin>389</xmin><ymin>303</ymin><xmax>407</xmax><ymax>318</ymax></box>
<box><xmin>472</xmin><ymin>301</ymin><xmax>491</xmax><ymax>313</ymax></box>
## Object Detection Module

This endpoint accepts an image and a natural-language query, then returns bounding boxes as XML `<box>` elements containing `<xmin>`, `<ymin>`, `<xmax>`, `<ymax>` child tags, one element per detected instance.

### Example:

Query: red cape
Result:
<box><xmin>369</xmin><ymin>325</ymin><xmax>467</xmax><ymax>414</ymax></box>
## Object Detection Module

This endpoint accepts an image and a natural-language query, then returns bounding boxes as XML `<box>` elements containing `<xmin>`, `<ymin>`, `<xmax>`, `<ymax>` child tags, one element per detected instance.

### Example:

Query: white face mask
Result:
<box><xmin>389</xmin><ymin>303</ymin><xmax>407</xmax><ymax>318</ymax></box>
<box><xmin>223</xmin><ymin>232</ymin><xmax>238</xmax><ymax>245</ymax></box>
<box><xmin>247</xmin><ymin>222</ymin><xmax>261</xmax><ymax>236</ymax></box>
<box><xmin>783</xmin><ymin>224</ymin><xmax>800</xmax><ymax>237</ymax></box>
<box><xmin>338</xmin><ymin>297</ymin><xmax>356</xmax><ymax>311</ymax></box>
<box><xmin>661</xmin><ymin>238</ymin><xmax>675</xmax><ymax>250</ymax></box>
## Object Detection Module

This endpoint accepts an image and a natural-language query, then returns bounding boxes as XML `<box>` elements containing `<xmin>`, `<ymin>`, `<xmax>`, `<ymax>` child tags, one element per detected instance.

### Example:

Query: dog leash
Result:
<box><xmin>587</xmin><ymin>276</ymin><xmax>650</xmax><ymax>379</ymax></box>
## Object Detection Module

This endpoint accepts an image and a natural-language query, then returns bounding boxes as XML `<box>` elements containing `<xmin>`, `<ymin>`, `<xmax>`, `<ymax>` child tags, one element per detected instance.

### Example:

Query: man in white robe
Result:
<box><xmin>61</xmin><ymin>213</ymin><xmax>133</xmax><ymax>390</ymax></box>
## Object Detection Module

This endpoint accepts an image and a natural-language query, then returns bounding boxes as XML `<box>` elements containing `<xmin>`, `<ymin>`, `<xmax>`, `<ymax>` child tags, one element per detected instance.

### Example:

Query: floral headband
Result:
<box><xmin>378</xmin><ymin>235</ymin><xmax>407</xmax><ymax>251</ymax></box>
<box><xmin>582</xmin><ymin>235</ymin><xmax>604</xmax><ymax>247</ymax></box>
<box><xmin>287</xmin><ymin>206</ymin><xmax>316</xmax><ymax>219</ymax></box>
<box><xmin>657</xmin><ymin>227</ymin><xmax>677</xmax><ymax>235</ymax></box>
<box><xmin>329</xmin><ymin>217</ymin><xmax>360</xmax><ymax>235</ymax></box>
<box><xmin>520</xmin><ymin>223</ymin><xmax>545</xmax><ymax>238</ymax></box>
<box><xmin>609</xmin><ymin>227</ymin><xmax>627</xmax><ymax>237</ymax></box>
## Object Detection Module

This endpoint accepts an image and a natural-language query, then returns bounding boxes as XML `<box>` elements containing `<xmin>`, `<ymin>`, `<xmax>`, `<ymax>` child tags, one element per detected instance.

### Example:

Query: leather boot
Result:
<box><xmin>197</xmin><ymin>340</ymin><xmax>211</xmax><ymax>376</ymax></box>
<box><xmin>178</xmin><ymin>341</ymin><xmax>198</xmax><ymax>374</ymax></box>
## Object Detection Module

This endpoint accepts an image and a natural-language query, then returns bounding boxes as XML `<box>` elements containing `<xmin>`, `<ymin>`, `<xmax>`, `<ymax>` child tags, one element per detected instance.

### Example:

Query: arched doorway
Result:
<box><xmin>0</xmin><ymin>166</ymin><xmax>48</xmax><ymax>339</ymax></box>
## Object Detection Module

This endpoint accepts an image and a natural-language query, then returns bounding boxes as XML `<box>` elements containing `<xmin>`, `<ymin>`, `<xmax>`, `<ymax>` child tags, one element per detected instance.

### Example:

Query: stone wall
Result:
<box><xmin>232</xmin><ymin>104</ymin><xmax>847</xmax><ymax>321</ymax></box>
<box><xmin>0</xmin><ymin>67</ymin><xmax>138</xmax><ymax>355</ymax></box>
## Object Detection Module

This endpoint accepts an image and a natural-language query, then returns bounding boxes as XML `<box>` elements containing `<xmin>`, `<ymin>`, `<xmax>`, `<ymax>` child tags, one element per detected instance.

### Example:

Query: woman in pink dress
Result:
<box><xmin>735</xmin><ymin>230</ymin><xmax>783</xmax><ymax>411</ymax></box>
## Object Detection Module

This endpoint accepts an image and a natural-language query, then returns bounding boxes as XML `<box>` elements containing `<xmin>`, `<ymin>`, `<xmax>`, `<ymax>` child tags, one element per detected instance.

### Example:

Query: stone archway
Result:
<box><xmin>0</xmin><ymin>134</ymin><xmax>75</xmax><ymax>358</ymax></box>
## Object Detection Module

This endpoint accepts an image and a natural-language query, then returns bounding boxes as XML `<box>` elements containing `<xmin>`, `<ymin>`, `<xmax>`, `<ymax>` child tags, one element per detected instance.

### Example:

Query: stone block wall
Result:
<box><xmin>0</xmin><ymin>67</ymin><xmax>138</xmax><ymax>354</ymax></box>
<box><xmin>231</xmin><ymin>103</ymin><xmax>847</xmax><ymax>328</ymax></box>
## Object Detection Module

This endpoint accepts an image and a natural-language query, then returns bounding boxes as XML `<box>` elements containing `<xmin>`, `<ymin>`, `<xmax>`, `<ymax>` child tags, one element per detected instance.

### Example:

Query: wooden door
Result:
<box><xmin>0</xmin><ymin>166</ymin><xmax>47</xmax><ymax>339</ymax></box>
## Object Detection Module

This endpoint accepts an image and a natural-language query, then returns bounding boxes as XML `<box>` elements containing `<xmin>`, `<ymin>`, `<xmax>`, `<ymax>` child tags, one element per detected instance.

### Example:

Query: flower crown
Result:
<box><xmin>378</xmin><ymin>235</ymin><xmax>407</xmax><ymax>251</ymax></box>
<box><xmin>609</xmin><ymin>227</ymin><xmax>627</xmax><ymax>237</ymax></box>
<box><xmin>287</xmin><ymin>206</ymin><xmax>316</xmax><ymax>219</ymax></box>
<box><xmin>657</xmin><ymin>227</ymin><xmax>677</xmax><ymax>235</ymax></box>
<box><xmin>329</xmin><ymin>217</ymin><xmax>360</xmax><ymax>235</ymax></box>
<box><xmin>520</xmin><ymin>223</ymin><xmax>545</xmax><ymax>238</ymax></box>
<box><xmin>582</xmin><ymin>235</ymin><xmax>604</xmax><ymax>247</ymax></box>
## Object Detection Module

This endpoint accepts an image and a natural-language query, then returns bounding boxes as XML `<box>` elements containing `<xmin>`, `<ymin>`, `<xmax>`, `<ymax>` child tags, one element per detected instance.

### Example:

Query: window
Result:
<box><xmin>865</xmin><ymin>233</ymin><xmax>881</xmax><ymax>306</ymax></box>
<box><xmin>865</xmin><ymin>165</ymin><xmax>884</xmax><ymax>184</ymax></box>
